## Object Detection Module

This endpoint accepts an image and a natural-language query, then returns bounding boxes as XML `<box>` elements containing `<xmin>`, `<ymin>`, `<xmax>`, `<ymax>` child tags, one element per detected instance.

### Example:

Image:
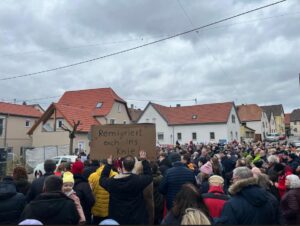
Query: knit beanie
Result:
<box><xmin>209</xmin><ymin>175</ymin><xmax>224</xmax><ymax>186</ymax></box>
<box><xmin>71</xmin><ymin>161</ymin><xmax>84</xmax><ymax>175</ymax></box>
<box><xmin>63</xmin><ymin>171</ymin><xmax>74</xmax><ymax>184</ymax></box>
<box><xmin>19</xmin><ymin>219</ymin><xmax>43</xmax><ymax>225</ymax></box>
<box><xmin>200</xmin><ymin>161</ymin><xmax>213</xmax><ymax>175</ymax></box>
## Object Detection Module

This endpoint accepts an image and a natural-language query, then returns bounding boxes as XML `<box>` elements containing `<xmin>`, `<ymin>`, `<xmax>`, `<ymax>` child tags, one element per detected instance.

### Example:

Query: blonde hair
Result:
<box><xmin>181</xmin><ymin>208</ymin><xmax>211</xmax><ymax>225</ymax></box>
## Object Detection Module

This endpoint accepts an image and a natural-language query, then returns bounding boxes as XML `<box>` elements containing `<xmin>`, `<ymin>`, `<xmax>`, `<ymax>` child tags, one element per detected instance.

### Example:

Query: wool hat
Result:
<box><xmin>200</xmin><ymin>161</ymin><xmax>213</xmax><ymax>175</ymax></box>
<box><xmin>63</xmin><ymin>171</ymin><xmax>74</xmax><ymax>184</ymax></box>
<box><xmin>208</xmin><ymin>175</ymin><xmax>224</xmax><ymax>185</ymax></box>
<box><xmin>71</xmin><ymin>160</ymin><xmax>84</xmax><ymax>175</ymax></box>
<box><xmin>170</xmin><ymin>152</ymin><xmax>181</xmax><ymax>163</ymax></box>
<box><xmin>99</xmin><ymin>219</ymin><xmax>119</xmax><ymax>225</ymax></box>
<box><xmin>19</xmin><ymin>219</ymin><xmax>43</xmax><ymax>225</ymax></box>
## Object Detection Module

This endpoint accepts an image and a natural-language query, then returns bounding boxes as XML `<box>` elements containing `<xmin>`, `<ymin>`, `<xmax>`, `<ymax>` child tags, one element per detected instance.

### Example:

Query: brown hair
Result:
<box><xmin>13</xmin><ymin>166</ymin><xmax>28</xmax><ymax>181</ymax></box>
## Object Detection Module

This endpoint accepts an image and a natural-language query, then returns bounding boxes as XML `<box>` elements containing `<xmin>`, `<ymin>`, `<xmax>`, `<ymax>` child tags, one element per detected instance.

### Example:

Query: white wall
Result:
<box><xmin>173</xmin><ymin>124</ymin><xmax>228</xmax><ymax>144</ymax></box>
<box><xmin>138</xmin><ymin>105</ymin><xmax>172</xmax><ymax>144</ymax></box>
<box><xmin>270</xmin><ymin>113</ymin><xmax>276</xmax><ymax>133</ymax></box>
<box><xmin>226</xmin><ymin>106</ymin><xmax>241</xmax><ymax>142</ymax></box>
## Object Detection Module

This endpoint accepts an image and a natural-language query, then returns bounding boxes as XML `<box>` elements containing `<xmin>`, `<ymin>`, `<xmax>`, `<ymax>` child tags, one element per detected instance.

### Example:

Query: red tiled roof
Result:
<box><xmin>285</xmin><ymin>113</ymin><xmax>291</xmax><ymax>125</ymax></box>
<box><xmin>0</xmin><ymin>102</ymin><xmax>42</xmax><ymax>118</ymax></box>
<box><xmin>55</xmin><ymin>103</ymin><xmax>100</xmax><ymax>132</ymax></box>
<box><xmin>58</xmin><ymin>88</ymin><xmax>125</xmax><ymax>117</ymax></box>
<box><xmin>237</xmin><ymin>104</ymin><xmax>262</xmax><ymax>122</ymax></box>
<box><xmin>151</xmin><ymin>102</ymin><xmax>234</xmax><ymax>125</ymax></box>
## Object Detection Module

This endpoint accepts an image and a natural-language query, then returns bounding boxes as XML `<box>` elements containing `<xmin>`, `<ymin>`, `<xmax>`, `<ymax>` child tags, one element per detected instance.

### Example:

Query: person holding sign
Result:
<box><xmin>100</xmin><ymin>150</ymin><xmax>153</xmax><ymax>225</ymax></box>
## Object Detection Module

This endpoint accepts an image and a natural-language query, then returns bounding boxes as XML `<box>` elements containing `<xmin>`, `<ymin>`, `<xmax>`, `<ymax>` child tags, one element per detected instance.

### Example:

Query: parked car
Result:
<box><xmin>33</xmin><ymin>155</ymin><xmax>78</xmax><ymax>178</ymax></box>
<box><xmin>265</xmin><ymin>133</ymin><xmax>280</xmax><ymax>142</ymax></box>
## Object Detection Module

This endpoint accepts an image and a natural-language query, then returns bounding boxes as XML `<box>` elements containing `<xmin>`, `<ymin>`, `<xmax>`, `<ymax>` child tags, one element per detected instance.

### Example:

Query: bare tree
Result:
<box><xmin>61</xmin><ymin>120</ymin><xmax>81</xmax><ymax>155</ymax></box>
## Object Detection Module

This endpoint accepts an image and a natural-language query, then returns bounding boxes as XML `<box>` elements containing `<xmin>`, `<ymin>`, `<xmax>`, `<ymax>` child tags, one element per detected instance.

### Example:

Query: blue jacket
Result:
<box><xmin>219</xmin><ymin>177</ymin><xmax>277</xmax><ymax>225</ymax></box>
<box><xmin>159</xmin><ymin>162</ymin><xmax>196</xmax><ymax>210</ymax></box>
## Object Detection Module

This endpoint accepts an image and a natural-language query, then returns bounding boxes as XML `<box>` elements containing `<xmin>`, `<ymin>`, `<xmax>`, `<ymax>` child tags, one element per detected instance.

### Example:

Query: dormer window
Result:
<box><xmin>96</xmin><ymin>102</ymin><xmax>103</xmax><ymax>108</ymax></box>
<box><xmin>192</xmin><ymin>115</ymin><xmax>197</xmax><ymax>119</ymax></box>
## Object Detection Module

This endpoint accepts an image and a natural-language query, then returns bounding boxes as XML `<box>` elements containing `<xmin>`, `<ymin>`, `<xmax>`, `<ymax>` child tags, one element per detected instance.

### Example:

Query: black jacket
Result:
<box><xmin>20</xmin><ymin>191</ymin><xmax>79</xmax><ymax>225</ymax></box>
<box><xmin>26</xmin><ymin>172</ymin><xmax>53</xmax><ymax>202</ymax></box>
<box><xmin>0</xmin><ymin>181</ymin><xmax>26</xmax><ymax>224</ymax></box>
<box><xmin>73</xmin><ymin>174</ymin><xmax>95</xmax><ymax>224</ymax></box>
<box><xmin>219</xmin><ymin>177</ymin><xmax>277</xmax><ymax>225</ymax></box>
<box><xmin>14</xmin><ymin>179</ymin><xmax>31</xmax><ymax>196</ymax></box>
<box><xmin>159</xmin><ymin>162</ymin><xmax>196</xmax><ymax>210</ymax></box>
<box><xmin>100</xmin><ymin>160</ymin><xmax>153</xmax><ymax>225</ymax></box>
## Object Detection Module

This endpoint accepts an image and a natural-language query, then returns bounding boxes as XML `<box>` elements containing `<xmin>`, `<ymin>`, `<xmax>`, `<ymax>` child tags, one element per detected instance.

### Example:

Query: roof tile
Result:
<box><xmin>0</xmin><ymin>102</ymin><xmax>42</xmax><ymax>118</ymax></box>
<box><xmin>237</xmin><ymin>104</ymin><xmax>262</xmax><ymax>122</ymax></box>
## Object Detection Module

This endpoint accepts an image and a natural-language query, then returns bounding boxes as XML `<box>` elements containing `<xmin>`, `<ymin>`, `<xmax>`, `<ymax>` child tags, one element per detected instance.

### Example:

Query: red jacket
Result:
<box><xmin>202</xmin><ymin>185</ymin><xmax>229</xmax><ymax>218</ymax></box>
<box><xmin>278</xmin><ymin>166</ymin><xmax>293</xmax><ymax>199</ymax></box>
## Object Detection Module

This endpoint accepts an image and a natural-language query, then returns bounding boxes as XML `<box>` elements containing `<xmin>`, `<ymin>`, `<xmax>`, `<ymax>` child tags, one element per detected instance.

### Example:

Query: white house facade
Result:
<box><xmin>138</xmin><ymin>102</ymin><xmax>240</xmax><ymax>145</ymax></box>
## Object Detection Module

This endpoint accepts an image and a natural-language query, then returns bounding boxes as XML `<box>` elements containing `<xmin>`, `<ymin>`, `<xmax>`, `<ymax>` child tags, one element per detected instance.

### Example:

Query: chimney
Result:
<box><xmin>176</xmin><ymin>104</ymin><xmax>181</xmax><ymax>107</ymax></box>
<box><xmin>130</xmin><ymin>104</ymin><xmax>134</xmax><ymax>109</ymax></box>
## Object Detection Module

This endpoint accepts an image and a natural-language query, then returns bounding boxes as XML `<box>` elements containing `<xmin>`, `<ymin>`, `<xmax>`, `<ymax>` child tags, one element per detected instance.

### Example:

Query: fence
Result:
<box><xmin>25</xmin><ymin>144</ymin><xmax>69</xmax><ymax>169</ymax></box>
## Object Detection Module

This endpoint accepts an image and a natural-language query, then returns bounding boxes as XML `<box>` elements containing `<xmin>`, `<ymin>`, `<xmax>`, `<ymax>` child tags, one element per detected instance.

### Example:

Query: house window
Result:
<box><xmin>25</xmin><ymin>119</ymin><xmax>31</xmax><ymax>127</ymax></box>
<box><xmin>110</xmin><ymin>119</ymin><xmax>115</xmax><ymax>124</ymax></box>
<box><xmin>158</xmin><ymin>132</ymin><xmax>164</xmax><ymax>140</ymax></box>
<box><xmin>177</xmin><ymin>133</ymin><xmax>182</xmax><ymax>140</ymax></box>
<box><xmin>0</xmin><ymin>118</ymin><xmax>3</xmax><ymax>136</ymax></box>
<box><xmin>192</xmin><ymin>132</ymin><xmax>197</xmax><ymax>140</ymax></box>
<box><xmin>210</xmin><ymin>132</ymin><xmax>215</xmax><ymax>140</ymax></box>
<box><xmin>78</xmin><ymin>141</ymin><xmax>85</xmax><ymax>151</ymax></box>
<box><xmin>192</xmin><ymin>115</ymin><xmax>197</xmax><ymax>119</ymax></box>
<box><xmin>295</xmin><ymin>122</ymin><xmax>297</xmax><ymax>125</ymax></box>
<box><xmin>231</xmin><ymin>115</ymin><xmax>236</xmax><ymax>123</ymax></box>
<box><xmin>235</xmin><ymin>131</ymin><xmax>238</xmax><ymax>139</ymax></box>
<box><xmin>118</xmin><ymin>104</ymin><xmax>122</xmax><ymax>113</ymax></box>
<box><xmin>262</xmin><ymin>122</ymin><xmax>265</xmax><ymax>128</ymax></box>
<box><xmin>246</xmin><ymin>131</ymin><xmax>250</xmax><ymax>138</ymax></box>
<box><xmin>152</xmin><ymin>118</ymin><xmax>156</xmax><ymax>123</ymax></box>
<box><xmin>96</xmin><ymin>102</ymin><xmax>103</xmax><ymax>108</ymax></box>
<box><xmin>146</xmin><ymin>118</ymin><xmax>149</xmax><ymax>123</ymax></box>
<box><xmin>230</xmin><ymin>131</ymin><xmax>233</xmax><ymax>140</ymax></box>
<box><xmin>123</xmin><ymin>121</ymin><xmax>126</xmax><ymax>124</ymax></box>
<box><xmin>57</xmin><ymin>120</ymin><xmax>63</xmax><ymax>128</ymax></box>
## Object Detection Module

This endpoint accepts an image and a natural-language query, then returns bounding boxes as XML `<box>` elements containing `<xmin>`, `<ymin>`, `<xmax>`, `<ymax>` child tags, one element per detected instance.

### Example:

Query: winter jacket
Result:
<box><xmin>67</xmin><ymin>191</ymin><xmax>86</xmax><ymax>224</ymax></box>
<box><xmin>202</xmin><ymin>185</ymin><xmax>229</xmax><ymax>218</ymax></box>
<box><xmin>277</xmin><ymin>168</ymin><xmax>292</xmax><ymax>198</ymax></box>
<box><xmin>26</xmin><ymin>172</ymin><xmax>54</xmax><ymax>202</ymax></box>
<box><xmin>219</xmin><ymin>177</ymin><xmax>277</xmax><ymax>225</ymax></box>
<box><xmin>159</xmin><ymin>158</ymin><xmax>171</xmax><ymax>176</ymax></box>
<box><xmin>153</xmin><ymin>173</ymin><xmax>164</xmax><ymax>224</ymax></box>
<box><xmin>83</xmin><ymin>165</ymin><xmax>99</xmax><ymax>180</ymax></box>
<box><xmin>89</xmin><ymin>165</ymin><xmax>117</xmax><ymax>218</ymax></box>
<box><xmin>0</xmin><ymin>181</ymin><xmax>26</xmax><ymax>224</ymax></box>
<box><xmin>159</xmin><ymin>161</ymin><xmax>196</xmax><ymax>210</ymax></box>
<box><xmin>161</xmin><ymin>210</ymin><xmax>181</xmax><ymax>225</ymax></box>
<box><xmin>100</xmin><ymin>160</ymin><xmax>153</xmax><ymax>225</ymax></box>
<box><xmin>14</xmin><ymin>179</ymin><xmax>31</xmax><ymax>196</ymax></box>
<box><xmin>73</xmin><ymin>174</ymin><xmax>95</xmax><ymax>224</ymax></box>
<box><xmin>280</xmin><ymin>187</ymin><xmax>300</xmax><ymax>224</ymax></box>
<box><xmin>20</xmin><ymin>191</ymin><xmax>79</xmax><ymax>225</ymax></box>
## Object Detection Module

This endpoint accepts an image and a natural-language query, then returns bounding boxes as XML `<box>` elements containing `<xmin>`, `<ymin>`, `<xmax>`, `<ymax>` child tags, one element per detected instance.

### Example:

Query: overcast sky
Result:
<box><xmin>0</xmin><ymin>0</ymin><xmax>299</xmax><ymax>113</ymax></box>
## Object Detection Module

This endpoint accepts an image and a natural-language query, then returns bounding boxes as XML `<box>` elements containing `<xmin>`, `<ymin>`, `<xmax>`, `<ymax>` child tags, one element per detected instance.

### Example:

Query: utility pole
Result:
<box><xmin>61</xmin><ymin>120</ymin><xmax>81</xmax><ymax>155</ymax></box>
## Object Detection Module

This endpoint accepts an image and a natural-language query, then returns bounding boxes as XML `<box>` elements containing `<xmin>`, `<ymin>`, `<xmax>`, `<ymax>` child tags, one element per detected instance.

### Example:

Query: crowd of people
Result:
<box><xmin>1</xmin><ymin>139</ymin><xmax>300</xmax><ymax>225</ymax></box>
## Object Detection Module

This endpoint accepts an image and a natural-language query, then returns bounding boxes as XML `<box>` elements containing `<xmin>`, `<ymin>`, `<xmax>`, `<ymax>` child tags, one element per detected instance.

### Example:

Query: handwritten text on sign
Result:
<box><xmin>90</xmin><ymin>124</ymin><xmax>156</xmax><ymax>160</ymax></box>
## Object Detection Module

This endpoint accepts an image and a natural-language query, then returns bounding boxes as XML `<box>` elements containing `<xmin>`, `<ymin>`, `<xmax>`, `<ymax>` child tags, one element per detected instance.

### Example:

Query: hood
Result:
<box><xmin>30</xmin><ymin>192</ymin><xmax>71</xmax><ymax>219</ymax></box>
<box><xmin>208</xmin><ymin>185</ymin><xmax>225</xmax><ymax>194</ymax></box>
<box><xmin>229</xmin><ymin>177</ymin><xmax>267</xmax><ymax>207</ymax></box>
<box><xmin>74</xmin><ymin>174</ymin><xmax>87</xmax><ymax>185</ymax></box>
<box><xmin>0</xmin><ymin>181</ymin><xmax>17</xmax><ymax>200</ymax></box>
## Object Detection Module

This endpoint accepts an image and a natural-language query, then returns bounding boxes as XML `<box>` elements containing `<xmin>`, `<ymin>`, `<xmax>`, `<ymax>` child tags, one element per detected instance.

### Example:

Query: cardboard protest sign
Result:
<box><xmin>90</xmin><ymin>123</ymin><xmax>156</xmax><ymax>160</ymax></box>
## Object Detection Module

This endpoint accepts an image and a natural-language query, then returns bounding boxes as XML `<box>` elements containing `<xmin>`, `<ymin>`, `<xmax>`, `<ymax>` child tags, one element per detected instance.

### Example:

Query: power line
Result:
<box><xmin>0</xmin><ymin>0</ymin><xmax>287</xmax><ymax>82</ymax></box>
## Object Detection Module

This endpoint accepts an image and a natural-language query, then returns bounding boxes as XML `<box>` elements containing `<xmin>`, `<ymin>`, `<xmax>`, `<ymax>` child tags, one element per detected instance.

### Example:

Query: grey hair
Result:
<box><xmin>286</xmin><ymin>175</ymin><xmax>300</xmax><ymax>189</ymax></box>
<box><xmin>233</xmin><ymin>167</ymin><xmax>253</xmax><ymax>180</ymax></box>
<box><xmin>267</xmin><ymin>155</ymin><xmax>279</xmax><ymax>164</ymax></box>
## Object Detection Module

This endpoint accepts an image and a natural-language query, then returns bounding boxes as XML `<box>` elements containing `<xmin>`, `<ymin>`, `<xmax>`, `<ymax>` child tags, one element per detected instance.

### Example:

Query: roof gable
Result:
<box><xmin>291</xmin><ymin>109</ymin><xmax>300</xmax><ymax>122</ymax></box>
<box><xmin>58</xmin><ymin>87</ymin><xmax>125</xmax><ymax>117</ymax></box>
<box><xmin>0</xmin><ymin>102</ymin><xmax>42</xmax><ymax>118</ymax></box>
<box><xmin>237</xmin><ymin>104</ymin><xmax>262</xmax><ymax>122</ymax></box>
<box><xmin>150</xmin><ymin>102</ymin><xmax>234</xmax><ymax>125</ymax></box>
<box><xmin>260</xmin><ymin>105</ymin><xmax>284</xmax><ymax>120</ymax></box>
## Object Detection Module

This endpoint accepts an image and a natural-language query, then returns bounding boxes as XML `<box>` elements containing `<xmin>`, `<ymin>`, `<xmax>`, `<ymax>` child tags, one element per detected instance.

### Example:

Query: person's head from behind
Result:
<box><xmin>173</xmin><ymin>183</ymin><xmax>207</xmax><ymax>219</ymax></box>
<box><xmin>44</xmin><ymin>175</ymin><xmax>63</xmax><ymax>192</ymax></box>
<box><xmin>13</xmin><ymin>166</ymin><xmax>28</xmax><ymax>181</ymax></box>
<box><xmin>122</xmin><ymin>155</ymin><xmax>135</xmax><ymax>173</ymax></box>
<box><xmin>232</xmin><ymin>167</ymin><xmax>253</xmax><ymax>184</ymax></box>
<box><xmin>208</xmin><ymin>175</ymin><xmax>224</xmax><ymax>188</ymax></box>
<box><xmin>181</xmin><ymin>208</ymin><xmax>211</xmax><ymax>225</ymax></box>
<box><xmin>236</xmin><ymin>159</ymin><xmax>246</xmax><ymax>168</ymax></box>
<box><xmin>44</xmin><ymin>159</ymin><xmax>56</xmax><ymax>173</ymax></box>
